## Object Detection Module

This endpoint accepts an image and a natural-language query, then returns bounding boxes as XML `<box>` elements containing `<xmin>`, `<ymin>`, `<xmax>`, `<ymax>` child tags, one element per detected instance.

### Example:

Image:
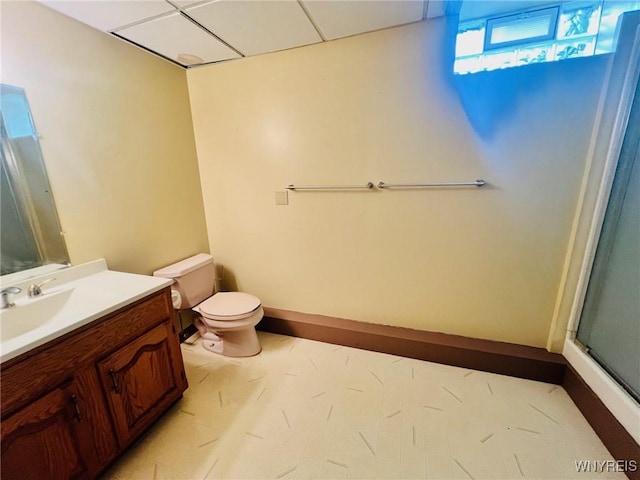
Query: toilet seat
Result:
<box><xmin>193</xmin><ymin>292</ymin><xmax>264</xmax><ymax>356</ymax></box>
<box><xmin>196</xmin><ymin>292</ymin><xmax>261</xmax><ymax>321</ymax></box>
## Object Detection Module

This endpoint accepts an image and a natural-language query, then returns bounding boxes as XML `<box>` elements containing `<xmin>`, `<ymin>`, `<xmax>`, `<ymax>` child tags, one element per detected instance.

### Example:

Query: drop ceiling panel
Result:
<box><xmin>186</xmin><ymin>0</ymin><xmax>322</xmax><ymax>56</ymax></box>
<box><xmin>300</xmin><ymin>0</ymin><xmax>425</xmax><ymax>40</ymax></box>
<box><xmin>116</xmin><ymin>13</ymin><xmax>241</xmax><ymax>65</ymax></box>
<box><xmin>40</xmin><ymin>0</ymin><xmax>175</xmax><ymax>32</ymax></box>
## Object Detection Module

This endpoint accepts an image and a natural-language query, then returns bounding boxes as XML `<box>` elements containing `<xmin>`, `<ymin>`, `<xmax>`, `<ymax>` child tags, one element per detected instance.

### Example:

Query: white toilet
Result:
<box><xmin>153</xmin><ymin>253</ymin><xmax>263</xmax><ymax>357</ymax></box>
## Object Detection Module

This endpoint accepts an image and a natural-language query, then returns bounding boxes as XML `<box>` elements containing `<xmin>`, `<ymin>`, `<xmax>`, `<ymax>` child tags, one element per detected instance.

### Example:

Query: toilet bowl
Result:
<box><xmin>193</xmin><ymin>292</ymin><xmax>263</xmax><ymax>357</ymax></box>
<box><xmin>153</xmin><ymin>254</ymin><xmax>263</xmax><ymax>357</ymax></box>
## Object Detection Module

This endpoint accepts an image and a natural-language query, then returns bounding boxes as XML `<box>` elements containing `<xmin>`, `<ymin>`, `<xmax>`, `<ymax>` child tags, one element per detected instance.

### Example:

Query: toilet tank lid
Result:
<box><xmin>153</xmin><ymin>253</ymin><xmax>213</xmax><ymax>278</ymax></box>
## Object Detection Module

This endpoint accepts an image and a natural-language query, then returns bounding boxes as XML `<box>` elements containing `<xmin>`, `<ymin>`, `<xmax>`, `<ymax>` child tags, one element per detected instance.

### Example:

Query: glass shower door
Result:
<box><xmin>576</xmin><ymin>80</ymin><xmax>640</xmax><ymax>403</ymax></box>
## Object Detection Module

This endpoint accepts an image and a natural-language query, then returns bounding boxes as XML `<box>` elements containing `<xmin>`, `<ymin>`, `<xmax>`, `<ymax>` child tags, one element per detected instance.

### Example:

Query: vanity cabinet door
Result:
<box><xmin>0</xmin><ymin>381</ymin><xmax>91</xmax><ymax>480</ymax></box>
<box><xmin>97</xmin><ymin>321</ymin><xmax>185</xmax><ymax>445</ymax></box>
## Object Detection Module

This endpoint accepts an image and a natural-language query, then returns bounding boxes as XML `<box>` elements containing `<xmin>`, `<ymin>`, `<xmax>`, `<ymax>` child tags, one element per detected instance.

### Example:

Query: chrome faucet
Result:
<box><xmin>1</xmin><ymin>287</ymin><xmax>22</xmax><ymax>309</ymax></box>
<box><xmin>28</xmin><ymin>278</ymin><xmax>56</xmax><ymax>297</ymax></box>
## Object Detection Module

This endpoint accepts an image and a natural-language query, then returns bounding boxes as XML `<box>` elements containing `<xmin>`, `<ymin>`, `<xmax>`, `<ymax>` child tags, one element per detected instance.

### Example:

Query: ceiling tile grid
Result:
<box><xmin>38</xmin><ymin>0</ymin><xmax>435</xmax><ymax>67</ymax></box>
<box><xmin>185</xmin><ymin>0</ymin><xmax>322</xmax><ymax>56</ymax></box>
<box><xmin>115</xmin><ymin>12</ymin><xmax>241</xmax><ymax>65</ymax></box>
<box><xmin>300</xmin><ymin>0</ymin><xmax>425</xmax><ymax>41</ymax></box>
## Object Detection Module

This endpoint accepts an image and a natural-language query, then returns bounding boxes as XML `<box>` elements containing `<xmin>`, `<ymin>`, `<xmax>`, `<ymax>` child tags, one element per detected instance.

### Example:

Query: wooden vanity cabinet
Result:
<box><xmin>1</xmin><ymin>380</ymin><xmax>93</xmax><ymax>480</ymax></box>
<box><xmin>0</xmin><ymin>288</ymin><xmax>188</xmax><ymax>480</ymax></box>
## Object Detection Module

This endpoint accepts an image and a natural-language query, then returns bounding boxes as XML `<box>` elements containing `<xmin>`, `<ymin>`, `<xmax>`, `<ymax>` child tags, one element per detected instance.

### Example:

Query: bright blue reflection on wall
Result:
<box><xmin>454</xmin><ymin>0</ymin><xmax>639</xmax><ymax>75</ymax></box>
<box><xmin>442</xmin><ymin>9</ymin><xmax>610</xmax><ymax>141</ymax></box>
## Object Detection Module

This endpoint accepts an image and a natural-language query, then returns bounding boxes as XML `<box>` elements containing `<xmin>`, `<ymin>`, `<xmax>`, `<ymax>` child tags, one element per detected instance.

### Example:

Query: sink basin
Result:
<box><xmin>0</xmin><ymin>289</ymin><xmax>75</xmax><ymax>342</ymax></box>
<box><xmin>0</xmin><ymin>259</ymin><xmax>173</xmax><ymax>363</ymax></box>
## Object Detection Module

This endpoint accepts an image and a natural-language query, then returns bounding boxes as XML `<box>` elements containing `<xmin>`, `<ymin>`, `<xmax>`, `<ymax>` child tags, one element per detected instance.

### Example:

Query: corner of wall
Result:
<box><xmin>547</xmin><ymin>16</ymin><xmax>640</xmax><ymax>352</ymax></box>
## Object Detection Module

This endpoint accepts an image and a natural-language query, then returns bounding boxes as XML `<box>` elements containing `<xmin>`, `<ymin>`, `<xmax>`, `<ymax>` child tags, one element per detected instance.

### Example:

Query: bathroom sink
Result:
<box><xmin>0</xmin><ymin>259</ymin><xmax>173</xmax><ymax>363</ymax></box>
<box><xmin>0</xmin><ymin>288</ymin><xmax>75</xmax><ymax>342</ymax></box>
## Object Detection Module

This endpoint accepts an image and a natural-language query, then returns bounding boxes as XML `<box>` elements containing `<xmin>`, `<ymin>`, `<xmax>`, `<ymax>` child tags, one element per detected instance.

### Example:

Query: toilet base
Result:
<box><xmin>195</xmin><ymin>317</ymin><xmax>262</xmax><ymax>357</ymax></box>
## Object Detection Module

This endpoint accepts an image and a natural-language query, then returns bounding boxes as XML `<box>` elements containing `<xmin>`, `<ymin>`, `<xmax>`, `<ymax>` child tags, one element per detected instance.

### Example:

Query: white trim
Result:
<box><xmin>566</xmin><ymin>19</ymin><xmax>640</xmax><ymax>335</ymax></box>
<box><xmin>563</xmin><ymin>339</ymin><xmax>640</xmax><ymax>444</ymax></box>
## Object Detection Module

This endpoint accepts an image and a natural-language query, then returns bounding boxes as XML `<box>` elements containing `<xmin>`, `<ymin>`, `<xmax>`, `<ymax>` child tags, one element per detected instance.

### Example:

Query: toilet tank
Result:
<box><xmin>153</xmin><ymin>253</ymin><xmax>214</xmax><ymax>308</ymax></box>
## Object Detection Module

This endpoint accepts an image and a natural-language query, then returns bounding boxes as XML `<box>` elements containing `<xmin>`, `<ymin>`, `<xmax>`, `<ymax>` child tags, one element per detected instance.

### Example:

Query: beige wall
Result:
<box><xmin>188</xmin><ymin>19</ymin><xmax>608</xmax><ymax>348</ymax></box>
<box><xmin>1</xmin><ymin>1</ymin><xmax>612</xmax><ymax>349</ymax></box>
<box><xmin>1</xmin><ymin>1</ymin><xmax>209</xmax><ymax>274</ymax></box>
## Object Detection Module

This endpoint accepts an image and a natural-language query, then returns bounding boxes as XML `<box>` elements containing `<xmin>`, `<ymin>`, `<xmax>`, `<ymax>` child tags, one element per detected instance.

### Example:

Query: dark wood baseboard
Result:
<box><xmin>258</xmin><ymin>307</ymin><xmax>639</xmax><ymax>479</ymax></box>
<box><xmin>563</xmin><ymin>365</ymin><xmax>640</xmax><ymax>480</ymax></box>
<box><xmin>260</xmin><ymin>307</ymin><xmax>566</xmax><ymax>384</ymax></box>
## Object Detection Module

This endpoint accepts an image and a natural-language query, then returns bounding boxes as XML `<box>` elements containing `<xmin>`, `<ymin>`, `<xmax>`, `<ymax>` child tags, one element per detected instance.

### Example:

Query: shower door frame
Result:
<box><xmin>563</xmin><ymin>12</ymin><xmax>640</xmax><ymax>445</ymax></box>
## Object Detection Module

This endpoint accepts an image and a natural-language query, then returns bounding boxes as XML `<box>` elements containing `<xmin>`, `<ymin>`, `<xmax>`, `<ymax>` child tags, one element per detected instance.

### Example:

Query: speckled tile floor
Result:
<box><xmin>103</xmin><ymin>332</ymin><xmax>623</xmax><ymax>480</ymax></box>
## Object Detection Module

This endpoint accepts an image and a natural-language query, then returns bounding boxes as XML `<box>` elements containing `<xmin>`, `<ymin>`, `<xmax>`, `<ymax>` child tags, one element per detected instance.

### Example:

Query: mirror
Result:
<box><xmin>1</xmin><ymin>84</ymin><xmax>69</xmax><ymax>276</ymax></box>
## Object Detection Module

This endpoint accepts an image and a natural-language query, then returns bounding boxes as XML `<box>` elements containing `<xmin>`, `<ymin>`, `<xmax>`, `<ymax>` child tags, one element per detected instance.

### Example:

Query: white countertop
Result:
<box><xmin>0</xmin><ymin>259</ymin><xmax>172</xmax><ymax>363</ymax></box>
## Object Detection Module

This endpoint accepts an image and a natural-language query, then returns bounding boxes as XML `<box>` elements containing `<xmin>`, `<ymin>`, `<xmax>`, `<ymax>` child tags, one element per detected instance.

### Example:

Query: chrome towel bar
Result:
<box><xmin>286</xmin><ymin>182</ymin><xmax>375</xmax><ymax>190</ymax></box>
<box><xmin>285</xmin><ymin>180</ymin><xmax>487</xmax><ymax>191</ymax></box>
<box><xmin>377</xmin><ymin>179</ymin><xmax>486</xmax><ymax>188</ymax></box>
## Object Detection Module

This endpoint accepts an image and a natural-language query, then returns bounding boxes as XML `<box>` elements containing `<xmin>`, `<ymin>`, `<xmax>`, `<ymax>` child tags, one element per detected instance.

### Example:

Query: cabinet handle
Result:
<box><xmin>70</xmin><ymin>394</ymin><xmax>83</xmax><ymax>421</ymax></box>
<box><xmin>108</xmin><ymin>369</ymin><xmax>120</xmax><ymax>394</ymax></box>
